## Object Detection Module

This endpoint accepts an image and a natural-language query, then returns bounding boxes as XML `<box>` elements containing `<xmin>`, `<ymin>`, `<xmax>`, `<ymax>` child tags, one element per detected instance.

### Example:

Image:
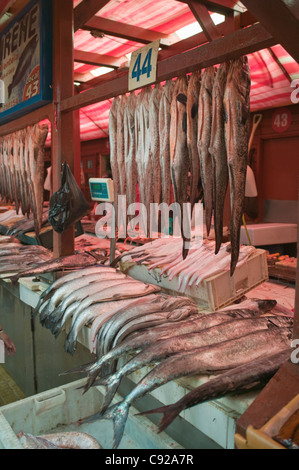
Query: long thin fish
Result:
<box><xmin>124</xmin><ymin>91</ymin><xmax>137</xmax><ymax>213</ymax></box>
<box><xmin>159</xmin><ymin>80</ymin><xmax>174</xmax><ymax>206</ymax></box>
<box><xmin>197</xmin><ymin>67</ymin><xmax>216</xmax><ymax>237</ymax></box>
<box><xmin>170</xmin><ymin>76</ymin><xmax>190</xmax><ymax>258</ymax></box>
<box><xmin>223</xmin><ymin>57</ymin><xmax>251</xmax><ymax>275</ymax></box>
<box><xmin>109</xmin><ymin>97</ymin><xmax>120</xmax><ymax>224</ymax></box>
<box><xmin>187</xmin><ymin>70</ymin><xmax>201</xmax><ymax>211</ymax></box>
<box><xmin>138</xmin><ymin>348</ymin><xmax>292</xmax><ymax>432</ymax></box>
<box><xmin>84</xmin><ymin>327</ymin><xmax>291</xmax><ymax>448</ymax></box>
<box><xmin>92</xmin><ymin>316</ymin><xmax>292</xmax><ymax>411</ymax></box>
<box><xmin>149</xmin><ymin>83</ymin><xmax>163</xmax><ymax>205</ymax></box>
<box><xmin>209</xmin><ymin>62</ymin><xmax>230</xmax><ymax>254</ymax></box>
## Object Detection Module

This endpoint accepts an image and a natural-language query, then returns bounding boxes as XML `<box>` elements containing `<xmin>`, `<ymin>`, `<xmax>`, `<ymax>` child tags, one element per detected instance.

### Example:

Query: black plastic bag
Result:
<box><xmin>49</xmin><ymin>162</ymin><xmax>90</xmax><ymax>233</ymax></box>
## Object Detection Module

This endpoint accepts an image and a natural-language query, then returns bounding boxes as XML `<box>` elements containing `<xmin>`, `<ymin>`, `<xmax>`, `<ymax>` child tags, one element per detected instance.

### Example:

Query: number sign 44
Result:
<box><xmin>129</xmin><ymin>40</ymin><xmax>160</xmax><ymax>91</ymax></box>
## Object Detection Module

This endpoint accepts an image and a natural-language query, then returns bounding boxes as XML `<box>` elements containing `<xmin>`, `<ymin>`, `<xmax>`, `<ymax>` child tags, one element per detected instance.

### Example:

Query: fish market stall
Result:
<box><xmin>0</xmin><ymin>0</ymin><xmax>299</xmax><ymax>451</ymax></box>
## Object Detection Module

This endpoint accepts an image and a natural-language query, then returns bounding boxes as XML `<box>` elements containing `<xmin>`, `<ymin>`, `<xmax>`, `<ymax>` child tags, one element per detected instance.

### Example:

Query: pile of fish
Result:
<box><xmin>109</xmin><ymin>56</ymin><xmax>251</xmax><ymax>275</ymax></box>
<box><xmin>34</xmin><ymin>265</ymin><xmax>200</xmax><ymax>356</ymax></box>
<box><xmin>0</xmin><ymin>124</ymin><xmax>49</xmax><ymax>236</ymax></box>
<box><xmin>0</xmin><ymin>208</ymin><xmax>49</xmax><ymax>237</ymax></box>
<box><xmin>0</xmin><ymin>236</ymin><xmax>112</xmax><ymax>282</ymax></box>
<box><xmin>119</xmin><ymin>237</ymin><xmax>257</xmax><ymax>293</ymax></box>
<box><xmin>66</xmin><ymin>298</ymin><xmax>293</xmax><ymax>448</ymax></box>
<box><xmin>18</xmin><ymin>431</ymin><xmax>102</xmax><ymax>450</ymax></box>
<box><xmin>0</xmin><ymin>238</ymin><xmax>52</xmax><ymax>277</ymax></box>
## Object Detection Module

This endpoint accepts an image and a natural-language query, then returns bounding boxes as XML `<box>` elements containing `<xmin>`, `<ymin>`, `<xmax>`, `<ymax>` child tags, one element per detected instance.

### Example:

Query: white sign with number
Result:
<box><xmin>129</xmin><ymin>39</ymin><xmax>160</xmax><ymax>91</ymax></box>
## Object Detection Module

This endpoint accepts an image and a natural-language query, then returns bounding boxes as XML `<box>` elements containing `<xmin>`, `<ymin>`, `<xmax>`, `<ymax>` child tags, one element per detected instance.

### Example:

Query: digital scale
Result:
<box><xmin>89</xmin><ymin>178</ymin><xmax>114</xmax><ymax>202</ymax></box>
<box><xmin>89</xmin><ymin>178</ymin><xmax>115</xmax><ymax>264</ymax></box>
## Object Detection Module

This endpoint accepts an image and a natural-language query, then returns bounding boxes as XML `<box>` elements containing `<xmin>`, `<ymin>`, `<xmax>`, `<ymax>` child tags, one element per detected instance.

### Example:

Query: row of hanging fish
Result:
<box><xmin>117</xmin><ymin>237</ymin><xmax>256</xmax><ymax>294</ymax></box>
<box><xmin>0</xmin><ymin>123</ymin><xmax>48</xmax><ymax>237</ymax></box>
<box><xmin>109</xmin><ymin>56</ymin><xmax>250</xmax><ymax>276</ymax></box>
<box><xmin>62</xmin><ymin>297</ymin><xmax>293</xmax><ymax>448</ymax></box>
<box><xmin>33</xmin><ymin>265</ymin><xmax>199</xmax><ymax>357</ymax></box>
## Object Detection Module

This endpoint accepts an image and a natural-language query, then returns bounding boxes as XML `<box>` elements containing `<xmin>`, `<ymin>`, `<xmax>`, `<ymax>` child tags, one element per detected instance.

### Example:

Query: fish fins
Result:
<box><xmin>59</xmin><ymin>361</ymin><xmax>95</xmax><ymax>376</ymax></box>
<box><xmin>176</xmin><ymin>93</ymin><xmax>187</xmax><ymax>105</ymax></box>
<box><xmin>136</xmin><ymin>403</ymin><xmax>183</xmax><ymax>433</ymax></box>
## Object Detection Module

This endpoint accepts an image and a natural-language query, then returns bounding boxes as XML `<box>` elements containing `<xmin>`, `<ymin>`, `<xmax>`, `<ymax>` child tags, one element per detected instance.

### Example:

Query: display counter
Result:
<box><xmin>0</xmin><ymin>274</ymin><xmax>295</xmax><ymax>449</ymax></box>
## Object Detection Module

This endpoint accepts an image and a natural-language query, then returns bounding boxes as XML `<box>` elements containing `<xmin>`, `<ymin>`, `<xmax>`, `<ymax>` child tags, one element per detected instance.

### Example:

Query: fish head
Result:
<box><xmin>253</xmin><ymin>299</ymin><xmax>277</xmax><ymax>314</ymax></box>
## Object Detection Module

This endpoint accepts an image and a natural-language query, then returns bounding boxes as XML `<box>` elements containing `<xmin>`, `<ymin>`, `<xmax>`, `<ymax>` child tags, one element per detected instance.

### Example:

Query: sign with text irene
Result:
<box><xmin>0</xmin><ymin>0</ymin><xmax>52</xmax><ymax>124</ymax></box>
<box><xmin>129</xmin><ymin>40</ymin><xmax>160</xmax><ymax>91</ymax></box>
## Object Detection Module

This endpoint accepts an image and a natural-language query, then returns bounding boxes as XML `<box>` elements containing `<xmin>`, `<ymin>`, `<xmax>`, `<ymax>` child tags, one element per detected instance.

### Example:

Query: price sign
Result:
<box><xmin>129</xmin><ymin>40</ymin><xmax>160</xmax><ymax>91</ymax></box>
<box><xmin>272</xmin><ymin>108</ymin><xmax>292</xmax><ymax>133</ymax></box>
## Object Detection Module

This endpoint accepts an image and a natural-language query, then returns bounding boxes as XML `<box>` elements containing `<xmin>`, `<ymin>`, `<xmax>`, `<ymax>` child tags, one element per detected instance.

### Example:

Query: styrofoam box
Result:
<box><xmin>240</xmin><ymin>223</ymin><xmax>297</xmax><ymax>246</ymax></box>
<box><xmin>0</xmin><ymin>379</ymin><xmax>182</xmax><ymax>450</ymax></box>
<box><xmin>120</xmin><ymin>248</ymin><xmax>268</xmax><ymax>311</ymax></box>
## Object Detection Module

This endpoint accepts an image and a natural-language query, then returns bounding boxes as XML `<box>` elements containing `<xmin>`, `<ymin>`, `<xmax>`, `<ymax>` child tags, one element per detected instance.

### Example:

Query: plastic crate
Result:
<box><xmin>120</xmin><ymin>249</ymin><xmax>268</xmax><ymax>311</ymax></box>
<box><xmin>0</xmin><ymin>378</ymin><xmax>182</xmax><ymax>450</ymax></box>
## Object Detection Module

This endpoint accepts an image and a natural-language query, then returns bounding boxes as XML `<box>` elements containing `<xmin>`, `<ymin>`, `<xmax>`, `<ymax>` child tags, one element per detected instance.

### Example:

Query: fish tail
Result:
<box><xmin>64</xmin><ymin>333</ymin><xmax>76</xmax><ymax>355</ymax></box>
<box><xmin>80</xmin><ymin>401</ymin><xmax>129</xmax><ymax>449</ymax></box>
<box><xmin>86</xmin><ymin>375</ymin><xmax>120</xmax><ymax>414</ymax></box>
<box><xmin>59</xmin><ymin>360</ymin><xmax>96</xmax><ymax>376</ymax></box>
<box><xmin>137</xmin><ymin>403</ymin><xmax>183</xmax><ymax>433</ymax></box>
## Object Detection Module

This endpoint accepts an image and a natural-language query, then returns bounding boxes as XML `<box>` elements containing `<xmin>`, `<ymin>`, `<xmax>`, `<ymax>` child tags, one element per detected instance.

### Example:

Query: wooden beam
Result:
<box><xmin>52</xmin><ymin>0</ymin><xmax>76</xmax><ymax>257</ymax></box>
<box><xmin>74</xmin><ymin>50</ymin><xmax>125</xmax><ymax>68</ymax></box>
<box><xmin>79</xmin><ymin>9</ymin><xmax>257</xmax><ymax>91</ymax></box>
<box><xmin>83</xmin><ymin>16</ymin><xmax>169</xmax><ymax>45</ymax></box>
<box><xmin>0</xmin><ymin>103</ymin><xmax>54</xmax><ymax>137</ymax></box>
<box><xmin>187</xmin><ymin>1</ymin><xmax>222</xmax><ymax>41</ymax></box>
<box><xmin>62</xmin><ymin>22</ymin><xmax>274</xmax><ymax>112</ymax></box>
<box><xmin>74</xmin><ymin>0</ymin><xmax>110</xmax><ymax>32</ymax></box>
<box><xmin>241</xmin><ymin>0</ymin><xmax>299</xmax><ymax>63</ymax></box>
<box><xmin>177</xmin><ymin>0</ymin><xmax>246</xmax><ymax>15</ymax></box>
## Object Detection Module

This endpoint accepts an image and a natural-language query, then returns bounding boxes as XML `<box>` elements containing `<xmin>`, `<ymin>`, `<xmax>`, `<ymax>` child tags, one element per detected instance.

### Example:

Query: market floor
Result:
<box><xmin>0</xmin><ymin>366</ymin><xmax>25</xmax><ymax>407</ymax></box>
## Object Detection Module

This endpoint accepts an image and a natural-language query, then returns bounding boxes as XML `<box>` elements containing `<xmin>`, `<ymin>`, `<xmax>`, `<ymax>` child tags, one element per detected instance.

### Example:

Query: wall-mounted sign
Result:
<box><xmin>129</xmin><ymin>39</ymin><xmax>160</xmax><ymax>91</ymax></box>
<box><xmin>272</xmin><ymin>108</ymin><xmax>292</xmax><ymax>134</ymax></box>
<box><xmin>0</xmin><ymin>0</ymin><xmax>52</xmax><ymax>124</ymax></box>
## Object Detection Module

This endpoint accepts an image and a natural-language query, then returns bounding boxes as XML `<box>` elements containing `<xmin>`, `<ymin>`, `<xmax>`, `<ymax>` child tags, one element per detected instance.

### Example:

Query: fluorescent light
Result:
<box><xmin>74</xmin><ymin>81</ymin><xmax>81</xmax><ymax>86</ymax></box>
<box><xmin>90</xmin><ymin>66</ymin><xmax>114</xmax><ymax>77</ymax></box>
<box><xmin>175</xmin><ymin>22</ymin><xmax>202</xmax><ymax>40</ymax></box>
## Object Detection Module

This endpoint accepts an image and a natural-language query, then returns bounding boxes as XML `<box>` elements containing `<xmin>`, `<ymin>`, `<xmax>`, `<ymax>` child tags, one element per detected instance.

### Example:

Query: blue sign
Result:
<box><xmin>0</xmin><ymin>0</ymin><xmax>52</xmax><ymax>124</ymax></box>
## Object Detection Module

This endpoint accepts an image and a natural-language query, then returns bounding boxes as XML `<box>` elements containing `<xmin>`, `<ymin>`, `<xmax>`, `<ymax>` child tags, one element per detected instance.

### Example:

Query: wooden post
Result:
<box><xmin>51</xmin><ymin>0</ymin><xmax>76</xmax><ymax>257</ymax></box>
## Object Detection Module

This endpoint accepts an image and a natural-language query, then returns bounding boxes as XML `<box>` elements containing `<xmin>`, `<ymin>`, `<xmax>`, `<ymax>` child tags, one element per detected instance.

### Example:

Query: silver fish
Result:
<box><xmin>197</xmin><ymin>66</ymin><xmax>216</xmax><ymax>237</ymax></box>
<box><xmin>88</xmin><ymin>327</ymin><xmax>291</xmax><ymax>448</ymax></box>
<box><xmin>223</xmin><ymin>57</ymin><xmax>251</xmax><ymax>275</ymax></box>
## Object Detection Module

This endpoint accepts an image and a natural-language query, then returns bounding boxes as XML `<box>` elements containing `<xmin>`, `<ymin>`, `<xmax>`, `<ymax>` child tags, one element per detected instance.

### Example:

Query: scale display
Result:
<box><xmin>89</xmin><ymin>178</ymin><xmax>114</xmax><ymax>202</ymax></box>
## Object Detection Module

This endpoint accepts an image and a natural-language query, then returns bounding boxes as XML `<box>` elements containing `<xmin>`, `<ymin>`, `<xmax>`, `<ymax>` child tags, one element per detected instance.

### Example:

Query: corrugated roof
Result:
<box><xmin>2</xmin><ymin>0</ymin><xmax>297</xmax><ymax>143</ymax></box>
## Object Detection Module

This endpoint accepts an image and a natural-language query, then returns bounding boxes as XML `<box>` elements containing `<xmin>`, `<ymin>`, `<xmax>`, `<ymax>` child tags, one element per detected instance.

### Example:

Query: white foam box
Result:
<box><xmin>0</xmin><ymin>379</ymin><xmax>182</xmax><ymax>450</ymax></box>
<box><xmin>240</xmin><ymin>223</ymin><xmax>297</xmax><ymax>246</ymax></box>
<box><xmin>120</xmin><ymin>248</ymin><xmax>268</xmax><ymax>311</ymax></box>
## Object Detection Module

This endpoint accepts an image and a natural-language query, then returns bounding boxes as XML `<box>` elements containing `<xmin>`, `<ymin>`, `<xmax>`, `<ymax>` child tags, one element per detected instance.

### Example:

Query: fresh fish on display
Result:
<box><xmin>92</xmin><ymin>315</ymin><xmax>292</xmax><ymax>412</ymax></box>
<box><xmin>138</xmin><ymin>348</ymin><xmax>292</xmax><ymax>433</ymax></box>
<box><xmin>18</xmin><ymin>431</ymin><xmax>102</xmax><ymax>449</ymax></box>
<box><xmin>197</xmin><ymin>66</ymin><xmax>216</xmax><ymax>237</ymax></box>
<box><xmin>84</xmin><ymin>327</ymin><xmax>291</xmax><ymax>448</ymax></box>
<box><xmin>33</xmin><ymin>265</ymin><xmax>117</xmax><ymax>317</ymax></box>
<box><xmin>170</xmin><ymin>76</ymin><xmax>190</xmax><ymax>258</ymax></box>
<box><xmin>27</xmin><ymin>124</ymin><xmax>49</xmax><ymax>236</ymax></box>
<box><xmin>109</xmin><ymin>96</ymin><xmax>120</xmax><ymax>223</ymax></box>
<box><xmin>5</xmin><ymin>251</ymin><xmax>103</xmax><ymax>284</ymax></box>
<box><xmin>8</xmin><ymin>34</ymin><xmax>38</xmax><ymax>98</ymax></box>
<box><xmin>159</xmin><ymin>80</ymin><xmax>174</xmax><ymax>206</ymax></box>
<box><xmin>149</xmin><ymin>83</ymin><xmax>163</xmax><ymax>205</ymax></box>
<box><xmin>117</xmin><ymin>94</ymin><xmax>128</xmax><ymax>198</ymax></box>
<box><xmin>209</xmin><ymin>62</ymin><xmax>230</xmax><ymax>254</ymax></box>
<box><xmin>66</xmin><ymin>298</ymin><xmax>276</xmax><ymax>382</ymax></box>
<box><xmin>223</xmin><ymin>57</ymin><xmax>251</xmax><ymax>275</ymax></box>
<box><xmin>187</xmin><ymin>70</ymin><xmax>201</xmax><ymax>211</ymax></box>
<box><xmin>124</xmin><ymin>92</ymin><xmax>137</xmax><ymax>213</ymax></box>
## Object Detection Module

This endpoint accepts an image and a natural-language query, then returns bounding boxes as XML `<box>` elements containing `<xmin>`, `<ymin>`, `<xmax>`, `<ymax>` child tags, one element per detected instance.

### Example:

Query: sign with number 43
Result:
<box><xmin>129</xmin><ymin>40</ymin><xmax>160</xmax><ymax>91</ymax></box>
